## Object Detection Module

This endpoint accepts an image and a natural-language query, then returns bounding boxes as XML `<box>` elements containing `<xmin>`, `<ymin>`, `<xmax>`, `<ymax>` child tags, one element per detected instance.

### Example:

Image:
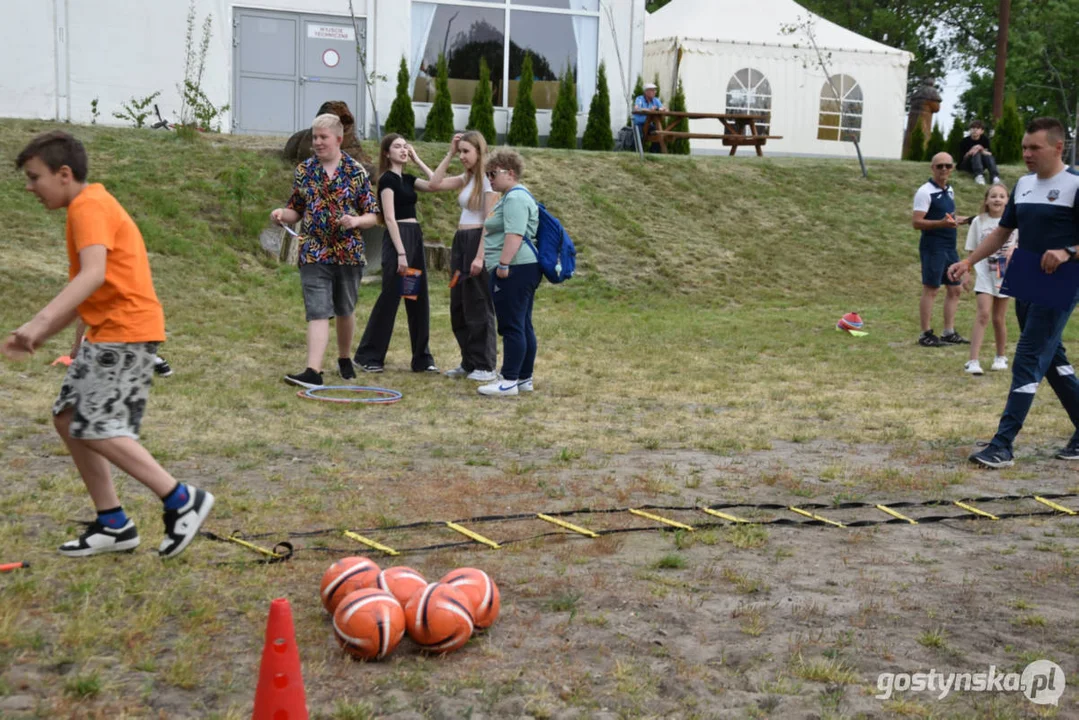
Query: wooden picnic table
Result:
<box><xmin>636</xmin><ymin>110</ymin><xmax>782</xmax><ymax>156</ymax></box>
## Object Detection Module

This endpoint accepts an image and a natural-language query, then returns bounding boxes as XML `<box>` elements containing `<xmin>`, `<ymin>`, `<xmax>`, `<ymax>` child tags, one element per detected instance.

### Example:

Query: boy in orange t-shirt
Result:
<box><xmin>2</xmin><ymin>131</ymin><xmax>213</xmax><ymax>559</ymax></box>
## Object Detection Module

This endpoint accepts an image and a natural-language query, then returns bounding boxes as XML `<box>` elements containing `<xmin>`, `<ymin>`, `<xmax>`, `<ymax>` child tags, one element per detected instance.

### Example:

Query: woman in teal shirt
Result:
<box><xmin>479</xmin><ymin>149</ymin><xmax>539</xmax><ymax>397</ymax></box>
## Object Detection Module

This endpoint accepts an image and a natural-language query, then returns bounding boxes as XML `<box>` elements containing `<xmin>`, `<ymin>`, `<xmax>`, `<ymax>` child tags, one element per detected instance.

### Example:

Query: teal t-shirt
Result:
<box><xmin>484</xmin><ymin>185</ymin><xmax>539</xmax><ymax>270</ymax></box>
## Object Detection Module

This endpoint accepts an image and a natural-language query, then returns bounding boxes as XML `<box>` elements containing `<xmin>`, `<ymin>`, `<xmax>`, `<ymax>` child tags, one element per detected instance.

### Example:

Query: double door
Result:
<box><xmin>233</xmin><ymin>9</ymin><xmax>366</xmax><ymax>135</ymax></box>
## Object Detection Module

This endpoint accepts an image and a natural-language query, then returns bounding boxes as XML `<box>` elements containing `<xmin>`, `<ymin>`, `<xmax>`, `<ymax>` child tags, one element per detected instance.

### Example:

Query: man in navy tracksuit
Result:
<box><xmin>913</xmin><ymin>153</ymin><xmax>970</xmax><ymax>347</ymax></box>
<box><xmin>949</xmin><ymin>117</ymin><xmax>1079</xmax><ymax>468</ymax></box>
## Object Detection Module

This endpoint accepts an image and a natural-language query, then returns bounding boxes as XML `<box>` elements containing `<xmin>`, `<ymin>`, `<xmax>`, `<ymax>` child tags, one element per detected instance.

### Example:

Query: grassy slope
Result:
<box><xmin>2</xmin><ymin>120</ymin><xmax>1076</xmax><ymax>718</ymax></box>
<box><xmin>0</xmin><ymin>118</ymin><xmax>1052</xmax><ymax>464</ymax></box>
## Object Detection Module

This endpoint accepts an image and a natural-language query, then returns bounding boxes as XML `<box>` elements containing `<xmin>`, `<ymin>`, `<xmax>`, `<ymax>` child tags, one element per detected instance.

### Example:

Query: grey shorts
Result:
<box><xmin>300</xmin><ymin>263</ymin><xmax>363</xmax><ymax>321</ymax></box>
<box><xmin>52</xmin><ymin>342</ymin><xmax>158</xmax><ymax>440</ymax></box>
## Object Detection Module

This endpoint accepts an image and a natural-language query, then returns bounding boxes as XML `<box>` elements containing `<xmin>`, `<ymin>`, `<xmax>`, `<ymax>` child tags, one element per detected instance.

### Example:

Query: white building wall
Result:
<box><xmin>1</xmin><ymin>0</ymin><xmax>369</xmax><ymax>130</ymax></box>
<box><xmin>2</xmin><ymin>1</ymin><xmax>60</xmax><ymax>120</ymax></box>
<box><xmin>1</xmin><ymin>0</ymin><xmax>639</xmax><ymax>141</ymax></box>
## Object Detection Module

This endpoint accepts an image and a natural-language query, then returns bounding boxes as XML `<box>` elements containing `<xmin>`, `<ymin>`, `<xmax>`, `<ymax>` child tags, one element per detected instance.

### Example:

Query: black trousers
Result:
<box><xmin>353</xmin><ymin>223</ymin><xmax>434</xmax><ymax>371</ymax></box>
<box><xmin>449</xmin><ymin>228</ymin><xmax>497</xmax><ymax>372</ymax></box>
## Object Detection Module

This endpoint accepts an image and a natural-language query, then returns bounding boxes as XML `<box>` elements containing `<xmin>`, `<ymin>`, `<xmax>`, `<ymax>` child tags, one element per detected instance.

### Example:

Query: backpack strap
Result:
<box><xmin>504</xmin><ymin>186</ymin><xmax>540</xmax><ymax>259</ymax></box>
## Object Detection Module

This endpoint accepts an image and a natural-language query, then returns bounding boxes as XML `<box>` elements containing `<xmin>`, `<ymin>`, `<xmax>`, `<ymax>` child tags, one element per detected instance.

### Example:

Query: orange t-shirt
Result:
<box><xmin>66</xmin><ymin>184</ymin><xmax>165</xmax><ymax>343</ymax></box>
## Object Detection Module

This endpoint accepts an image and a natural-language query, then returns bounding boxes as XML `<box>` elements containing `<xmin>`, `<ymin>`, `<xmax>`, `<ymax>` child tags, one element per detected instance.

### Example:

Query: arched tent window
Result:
<box><xmin>726</xmin><ymin>68</ymin><xmax>771</xmax><ymax>134</ymax></box>
<box><xmin>817</xmin><ymin>74</ymin><xmax>862</xmax><ymax>142</ymax></box>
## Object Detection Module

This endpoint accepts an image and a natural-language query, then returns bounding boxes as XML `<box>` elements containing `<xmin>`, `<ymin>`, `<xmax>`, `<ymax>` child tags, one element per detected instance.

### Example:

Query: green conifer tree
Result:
<box><xmin>547</xmin><ymin>66</ymin><xmax>579</xmax><ymax>149</ymax></box>
<box><xmin>925</xmin><ymin>121</ymin><xmax>947</xmax><ymax>158</ymax></box>
<box><xmin>507</xmin><ymin>53</ymin><xmax>539</xmax><ymax>147</ymax></box>
<box><xmin>994</xmin><ymin>100</ymin><xmax>1023</xmax><ymax>164</ymax></box>
<box><xmin>384</xmin><ymin>56</ymin><xmax>415</xmax><ymax>140</ymax></box>
<box><xmin>668</xmin><ymin>77</ymin><xmax>690</xmax><ymax>155</ymax></box>
<box><xmin>946</xmin><ymin>116</ymin><xmax>965</xmax><ymax>160</ymax></box>
<box><xmin>423</xmin><ymin>53</ymin><xmax>454</xmax><ymax>142</ymax></box>
<box><xmin>906</xmin><ymin>122</ymin><xmax>927</xmax><ymax>161</ymax></box>
<box><xmin>583</xmin><ymin>62</ymin><xmax>614</xmax><ymax>151</ymax></box>
<box><xmin>467</xmin><ymin>57</ymin><xmax>497</xmax><ymax>146</ymax></box>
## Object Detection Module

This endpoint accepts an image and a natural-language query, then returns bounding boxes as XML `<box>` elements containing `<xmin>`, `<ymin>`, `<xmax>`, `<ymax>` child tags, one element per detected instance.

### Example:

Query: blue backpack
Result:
<box><xmin>506</xmin><ymin>187</ymin><xmax>576</xmax><ymax>283</ymax></box>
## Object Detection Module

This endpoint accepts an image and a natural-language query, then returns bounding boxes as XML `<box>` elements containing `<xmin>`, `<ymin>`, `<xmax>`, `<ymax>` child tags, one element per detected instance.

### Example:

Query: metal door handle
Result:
<box><xmin>300</xmin><ymin>75</ymin><xmax>307</xmax><ymax>85</ymax></box>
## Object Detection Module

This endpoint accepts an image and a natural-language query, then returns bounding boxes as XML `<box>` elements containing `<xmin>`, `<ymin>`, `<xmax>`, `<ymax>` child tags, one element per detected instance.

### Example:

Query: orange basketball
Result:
<box><xmin>404</xmin><ymin>582</ymin><xmax>474</xmax><ymax>653</ymax></box>
<box><xmin>333</xmin><ymin>588</ymin><xmax>406</xmax><ymax>660</ymax></box>
<box><xmin>377</xmin><ymin>566</ymin><xmax>428</xmax><ymax>607</ymax></box>
<box><xmin>439</xmin><ymin>567</ymin><xmax>501</xmax><ymax>628</ymax></box>
<box><xmin>320</xmin><ymin>556</ymin><xmax>381</xmax><ymax>613</ymax></box>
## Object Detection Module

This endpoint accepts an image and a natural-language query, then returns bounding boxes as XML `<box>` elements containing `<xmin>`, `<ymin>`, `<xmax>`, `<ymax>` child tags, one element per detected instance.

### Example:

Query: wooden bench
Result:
<box><xmin>638</xmin><ymin>110</ymin><xmax>782</xmax><ymax>156</ymax></box>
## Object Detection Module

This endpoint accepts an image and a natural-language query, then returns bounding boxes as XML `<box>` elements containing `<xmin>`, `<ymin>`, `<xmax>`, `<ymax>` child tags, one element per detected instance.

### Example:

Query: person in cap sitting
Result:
<box><xmin>632</xmin><ymin>83</ymin><xmax>666</xmax><ymax>153</ymax></box>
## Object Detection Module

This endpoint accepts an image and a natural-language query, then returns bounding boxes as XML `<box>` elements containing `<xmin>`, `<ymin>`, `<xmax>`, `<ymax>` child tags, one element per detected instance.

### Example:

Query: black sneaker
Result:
<box><xmin>969</xmin><ymin>444</ymin><xmax>1014</xmax><ymax>469</ymax></box>
<box><xmin>415</xmin><ymin>364</ymin><xmax>439</xmax><ymax>373</ymax></box>
<box><xmin>285</xmin><ymin>368</ymin><xmax>324</xmax><ymax>388</ymax></box>
<box><xmin>940</xmin><ymin>331</ymin><xmax>970</xmax><ymax>345</ymax></box>
<box><xmin>1055</xmin><ymin>439</ymin><xmax>1079</xmax><ymax>460</ymax></box>
<box><xmin>159</xmin><ymin>486</ymin><xmax>215</xmax><ymax>559</ymax></box>
<box><xmin>153</xmin><ymin>356</ymin><xmax>173</xmax><ymax>377</ymax></box>
<box><xmin>59</xmin><ymin>520</ymin><xmax>140</xmax><ymax>557</ymax></box>
<box><xmin>338</xmin><ymin>357</ymin><xmax>356</xmax><ymax>380</ymax></box>
<box><xmin>918</xmin><ymin>331</ymin><xmax>943</xmax><ymax>347</ymax></box>
<box><xmin>360</xmin><ymin>363</ymin><xmax>384</xmax><ymax>374</ymax></box>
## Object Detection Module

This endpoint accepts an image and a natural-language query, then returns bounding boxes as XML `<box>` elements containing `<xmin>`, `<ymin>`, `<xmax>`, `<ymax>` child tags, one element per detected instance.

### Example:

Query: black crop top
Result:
<box><xmin>378</xmin><ymin>171</ymin><xmax>418</xmax><ymax>221</ymax></box>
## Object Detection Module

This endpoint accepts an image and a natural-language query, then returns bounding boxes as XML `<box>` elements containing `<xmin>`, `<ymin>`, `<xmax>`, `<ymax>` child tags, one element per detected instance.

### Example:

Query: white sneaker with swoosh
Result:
<box><xmin>477</xmin><ymin>379</ymin><xmax>519</xmax><ymax>396</ymax></box>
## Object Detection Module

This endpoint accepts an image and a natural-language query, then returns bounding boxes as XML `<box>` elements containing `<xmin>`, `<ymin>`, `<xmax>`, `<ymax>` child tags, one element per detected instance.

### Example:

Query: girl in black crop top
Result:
<box><xmin>352</xmin><ymin>133</ymin><xmax>441</xmax><ymax>373</ymax></box>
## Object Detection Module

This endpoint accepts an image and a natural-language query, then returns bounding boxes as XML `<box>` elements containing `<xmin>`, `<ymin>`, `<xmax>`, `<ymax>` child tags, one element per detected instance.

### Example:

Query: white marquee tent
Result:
<box><xmin>643</xmin><ymin>0</ymin><xmax>912</xmax><ymax>158</ymax></box>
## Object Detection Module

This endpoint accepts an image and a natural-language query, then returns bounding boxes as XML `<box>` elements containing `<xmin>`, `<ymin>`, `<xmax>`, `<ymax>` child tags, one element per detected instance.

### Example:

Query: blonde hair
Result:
<box><xmin>981</xmin><ymin>182</ymin><xmax>1009</xmax><ymax>216</ymax></box>
<box><xmin>486</xmin><ymin>148</ymin><xmax>524</xmax><ymax>179</ymax></box>
<box><xmin>458</xmin><ymin>130</ymin><xmax>488</xmax><ymax>212</ymax></box>
<box><xmin>312</xmin><ymin>113</ymin><xmax>344</xmax><ymax>137</ymax></box>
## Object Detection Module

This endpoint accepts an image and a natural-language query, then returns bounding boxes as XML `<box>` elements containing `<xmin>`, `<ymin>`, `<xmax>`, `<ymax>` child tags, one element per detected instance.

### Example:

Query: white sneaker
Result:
<box><xmin>991</xmin><ymin>356</ymin><xmax>1008</xmax><ymax>371</ymax></box>
<box><xmin>158</xmin><ymin>486</ymin><xmax>215</xmax><ymax>559</ymax></box>
<box><xmin>965</xmin><ymin>359</ymin><xmax>984</xmax><ymax>375</ymax></box>
<box><xmin>467</xmin><ymin>369</ymin><xmax>497</xmax><ymax>382</ymax></box>
<box><xmin>975</xmin><ymin>175</ymin><xmax>986</xmax><ymax>185</ymax></box>
<box><xmin>59</xmin><ymin>520</ymin><xmax>140</xmax><ymax>557</ymax></box>
<box><xmin>992</xmin><ymin>176</ymin><xmax>1001</xmax><ymax>184</ymax></box>
<box><xmin>478</xmin><ymin>379</ymin><xmax>519</xmax><ymax>397</ymax></box>
<box><xmin>517</xmin><ymin>377</ymin><xmax>533</xmax><ymax>392</ymax></box>
<box><xmin>445</xmin><ymin>366</ymin><xmax>468</xmax><ymax>378</ymax></box>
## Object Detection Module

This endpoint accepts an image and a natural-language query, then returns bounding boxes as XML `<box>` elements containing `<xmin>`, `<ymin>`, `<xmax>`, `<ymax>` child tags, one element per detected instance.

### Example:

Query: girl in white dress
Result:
<box><xmin>964</xmin><ymin>183</ymin><xmax>1018</xmax><ymax>375</ymax></box>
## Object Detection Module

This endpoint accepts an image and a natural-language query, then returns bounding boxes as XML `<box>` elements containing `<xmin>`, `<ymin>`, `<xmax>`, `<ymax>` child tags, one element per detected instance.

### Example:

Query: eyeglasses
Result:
<box><xmin>485</xmin><ymin>169</ymin><xmax>509</xmax><ymax>179</ymax></box>
<box><xmin>934</xmin><ymin>163</ymin><xmax>954</xmax><ymax>169</ymax></box>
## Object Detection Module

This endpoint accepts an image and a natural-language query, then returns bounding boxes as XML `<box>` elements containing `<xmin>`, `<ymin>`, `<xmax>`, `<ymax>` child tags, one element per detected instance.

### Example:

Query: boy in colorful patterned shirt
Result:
<box><xmin>3</xmin><ymin>131</ymin><xmax>213</xmax><ymax>559</ymax></box>
<box><xmin>272</xmin><ymin>114</ymin><xmax>380</xmax><ymax>387</ymax></box>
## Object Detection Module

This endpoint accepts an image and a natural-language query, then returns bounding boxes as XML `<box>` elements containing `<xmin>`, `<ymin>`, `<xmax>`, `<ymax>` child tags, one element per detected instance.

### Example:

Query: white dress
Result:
<box><xmin>965</xmin><ymin>214</ymin><xmax>1018</xmax><ymax>297</ymax></box>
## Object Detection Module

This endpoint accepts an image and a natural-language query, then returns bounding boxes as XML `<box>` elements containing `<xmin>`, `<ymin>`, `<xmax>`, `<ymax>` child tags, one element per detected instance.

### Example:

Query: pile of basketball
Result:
<box><xmin>319</xmin><ymin>556</ymin><xmax>500</xmax><ymax>661</ymax></box>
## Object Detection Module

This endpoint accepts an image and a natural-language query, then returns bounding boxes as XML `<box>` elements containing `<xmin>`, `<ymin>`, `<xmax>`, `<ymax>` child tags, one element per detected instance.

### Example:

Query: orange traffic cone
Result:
<box><xmin>252</xmin><ymin>598</ymin><xmax>308</xmax><ymax>720</ymax></box>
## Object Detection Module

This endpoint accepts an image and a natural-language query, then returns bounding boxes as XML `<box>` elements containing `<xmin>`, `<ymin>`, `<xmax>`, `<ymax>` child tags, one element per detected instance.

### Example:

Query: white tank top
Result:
<box><xmin>458</xmin><ymin>174</ymin><xmax>493</xmax><ymax>225</ymax></box>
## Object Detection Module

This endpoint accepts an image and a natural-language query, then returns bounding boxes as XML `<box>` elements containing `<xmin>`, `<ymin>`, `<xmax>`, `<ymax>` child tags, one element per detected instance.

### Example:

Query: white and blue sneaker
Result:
<box><xmin>517</xmin><ymin>377</ymin><xmax>533</xmax><ymax>392</ymax></box>
<box><xmin>159</xmin><ymin>486</ymin><xmax>215</xmax><ymax>559</ymax></box>
<box><xmin>59</xmin><ymin>520</ymin><xmax>140</xmax><ymax>557</ymax></box>
<box><xmin>478</xmin><ymin>379</ymin><xmax>519</xmax><ymax>397</ymax></box>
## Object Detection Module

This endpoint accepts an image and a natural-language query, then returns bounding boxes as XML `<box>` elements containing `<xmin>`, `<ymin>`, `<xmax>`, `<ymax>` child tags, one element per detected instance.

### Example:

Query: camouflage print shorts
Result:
<box><xmin>52</xmin><ymin>342</ymin><xmax>158</xmax><ymax>440</ymax></box>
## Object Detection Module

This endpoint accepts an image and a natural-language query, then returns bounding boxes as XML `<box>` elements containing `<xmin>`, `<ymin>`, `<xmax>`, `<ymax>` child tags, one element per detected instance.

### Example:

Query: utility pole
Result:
<box><xmin>991</xmin><ymin>0</ymin><xmax>1010</xmax><ymax>120</ymax></box>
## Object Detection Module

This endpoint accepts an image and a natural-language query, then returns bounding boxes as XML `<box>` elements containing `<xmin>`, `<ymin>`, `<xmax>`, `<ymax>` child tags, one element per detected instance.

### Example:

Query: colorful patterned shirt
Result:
<box><xmin>286</xmin><ymin>153</ymin><xmax>380</xmax><ymax>266</ymax></box>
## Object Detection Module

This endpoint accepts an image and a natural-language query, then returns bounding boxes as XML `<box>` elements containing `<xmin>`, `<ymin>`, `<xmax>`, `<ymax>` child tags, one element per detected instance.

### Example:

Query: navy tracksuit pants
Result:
<box><xmin>990</xmin><ymin>293</ymin><xmax>1079</xmax><ymax>450</ymax></box>
<box><xmin>490</xmin><ymin>263</ymin><xmax>540</xmax><ymax>382</ymax></box>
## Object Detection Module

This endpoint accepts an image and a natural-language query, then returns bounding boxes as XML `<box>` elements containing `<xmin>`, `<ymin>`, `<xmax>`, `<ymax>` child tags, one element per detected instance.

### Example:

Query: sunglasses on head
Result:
<box><xmin>934</xmin><ymin>163</ymin><xmax>954</xmax><ymax>169</ymax></box>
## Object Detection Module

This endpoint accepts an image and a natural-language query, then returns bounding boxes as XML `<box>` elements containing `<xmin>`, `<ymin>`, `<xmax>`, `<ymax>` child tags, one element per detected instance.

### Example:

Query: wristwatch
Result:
<box><xmin>1065</xmin><ymin>246</ymin><xmax>1077</xmax><ymax>261</ymax></box>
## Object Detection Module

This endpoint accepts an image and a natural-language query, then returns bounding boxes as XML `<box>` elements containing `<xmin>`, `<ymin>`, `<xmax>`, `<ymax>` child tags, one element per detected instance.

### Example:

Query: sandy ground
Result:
<box><xmin>1</xmin><ymin>436</ymin><xmax>1077</xmax><ymax>719</ymax></box>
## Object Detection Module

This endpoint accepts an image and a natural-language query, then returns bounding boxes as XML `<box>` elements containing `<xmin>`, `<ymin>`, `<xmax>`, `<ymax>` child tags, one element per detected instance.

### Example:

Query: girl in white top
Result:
<box><xmin>964</xmin><ymin>182</ymin><xmax>1018</xmax><ymax>375</ymax></box>
<box><xmin>428</xmin><ymin>132</ymin><xmax>500</xmax><ymax>381</ymax></box>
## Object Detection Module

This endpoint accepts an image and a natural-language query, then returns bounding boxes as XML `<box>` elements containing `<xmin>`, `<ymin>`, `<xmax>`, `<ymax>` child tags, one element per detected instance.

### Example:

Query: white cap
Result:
<box><xmin>643</xmin><ymin>83</ymin><xmax>657</xmax><ymax>91</ymax></box>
